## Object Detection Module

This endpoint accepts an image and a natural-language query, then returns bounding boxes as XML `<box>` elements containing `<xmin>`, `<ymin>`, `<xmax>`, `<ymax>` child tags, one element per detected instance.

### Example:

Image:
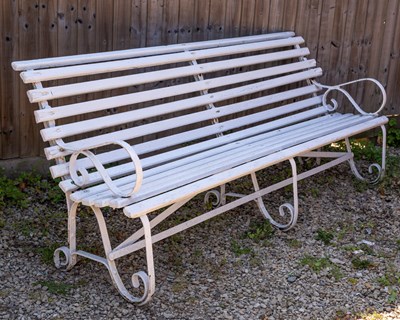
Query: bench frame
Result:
<box><xmin>13</xmin><ymin>33</ymin><xmax>388</xmax><ymax>304</ymax></box>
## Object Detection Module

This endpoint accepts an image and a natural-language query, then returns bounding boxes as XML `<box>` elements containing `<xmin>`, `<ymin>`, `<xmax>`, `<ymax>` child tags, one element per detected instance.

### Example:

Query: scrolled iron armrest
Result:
<box><xmin>312</xmin><ymin>78</ymin><xmax>387</xmax><ymax>116</ymax></box>
<box><xmin>56</xmin><ymin>139</ymin><xmax>143</xmax><ymax>198</ymax></box>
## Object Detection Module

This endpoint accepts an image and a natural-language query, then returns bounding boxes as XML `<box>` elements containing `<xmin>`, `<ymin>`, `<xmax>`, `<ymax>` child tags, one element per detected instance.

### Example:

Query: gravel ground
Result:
<box><xmin>0</xmin><ymin>148</ymin><xmax>399</xmax><ymax>320</ymax></box>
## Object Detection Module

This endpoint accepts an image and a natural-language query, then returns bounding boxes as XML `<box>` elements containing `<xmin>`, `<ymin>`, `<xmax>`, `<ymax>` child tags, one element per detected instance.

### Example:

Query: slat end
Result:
<box><xmin>11</xmin><ymin>61</ymin><xmax>23</xmax><ymax>71</ymax></box>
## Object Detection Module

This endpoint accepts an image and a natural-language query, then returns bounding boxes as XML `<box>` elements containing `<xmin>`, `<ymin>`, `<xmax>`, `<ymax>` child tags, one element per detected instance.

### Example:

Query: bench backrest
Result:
<box><xmin>12</xmin><ymin>32</ymin><xmax>324</xmax><ymax>190</ymax></box>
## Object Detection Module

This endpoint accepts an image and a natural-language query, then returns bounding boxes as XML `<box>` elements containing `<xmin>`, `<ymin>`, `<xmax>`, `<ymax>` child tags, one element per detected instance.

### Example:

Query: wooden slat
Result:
<box><xmin>1</xmin><ymin>0</ymin><xmax>20</xmax><ymax>158</ymax></box>
<box><xmin>19</xmin><ymin>0</ymin><xmax>41</xmax><ymax>157</ymax></box>
<box><xmin>40</xmin><ymin>63</ymin><xmax>318</xmax><ymax>141</ymax></box>
<box><xmin>73</xmin><ymin>115</ymin><xmax>342</xmax><ymax>203</ymax></box>
<box><xmin>41</xmin><ymin>68</ymin><xmax>322</xmax><ymax>148</ymax></box>
<box><xmin>49</xmin><ymin>103</ymin><xmax>326</xmax><ymax>178</ymax></box>
<box><xmin>35</xmin><ymin>60</ymin><xmax>318</xmax><ymax>123</ymax></box>
<box><xmin>122</xmin><ymin>116</ymin><xmax>388</xmax><ymax>217</ymax></box>
<box><xmin>60</xmin><ymin>112</ymin><xmax>335</xmax><ymax>194</ymax></box>
<box><xmin>27</xmin><ymin>47</ymin><xmax>310</xmax><ymax>103</ymax></box>
<box><xmin>19</xmin><ymin>36</ymin><xmax>306</xmax><ymax>83</ymax></box>
<box><xmin>52</xmin><ymin>89</ymin><xmax>323</xmax><ymax>180</ymax></box>
<box><xmin>12</xmin><ymin>31</ymin><xmax>295</xmax><ymax>71</ymax></box>
<box><xmin>87</xmin><ymin>114</ymin><xmax>384</xmax><ymax>209</ymax></box>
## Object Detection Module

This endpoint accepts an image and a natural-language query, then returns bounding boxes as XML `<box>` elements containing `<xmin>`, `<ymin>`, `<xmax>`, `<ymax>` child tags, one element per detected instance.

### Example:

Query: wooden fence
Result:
<box><xmin>1</xmin><ymin>0</ymin><xmax>399</xmax><ymax>160</ymax></box>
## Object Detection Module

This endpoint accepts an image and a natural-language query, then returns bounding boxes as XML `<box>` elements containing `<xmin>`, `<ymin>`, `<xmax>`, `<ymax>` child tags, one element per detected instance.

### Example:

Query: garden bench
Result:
<box><xmin>12</xmin><ymin>31</ymin><xmax>388</xmax><ymax>304</ymax></box>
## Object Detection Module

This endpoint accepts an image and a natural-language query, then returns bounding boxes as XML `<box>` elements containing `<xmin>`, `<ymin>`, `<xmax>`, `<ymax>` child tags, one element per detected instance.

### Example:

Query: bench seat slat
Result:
<box><xmin>35</xmin><ymin>60</ymin><xmax>316</xmax><ymax>123</ymax></box>
<box><xmin>28</xmin><ymin>48</ymin><xmax>310</xmax><ymax>103</ymax></box>
<box><xmin>73</xmin><ymin>115</ymin><xmax>344</xmax><ymax>204</ymax></box>
<box><xmin>20</xmin><ymin>37</ymin><xmax>305</xmax><ymax>83</ymax></box>
<box><xmin>49</xmin><ymin>105</ymin><xmax>326</xmax><ymax>178</ymax></box>
<box><xmin>55</xmin><ymin>87</ymin><xmax>322</xmax><ymax>184</ymax></box>
<box><xmin>122</xmin><ymin>116</ymin><xmax>387</xmax><ymax>217</ymax></box>
<box><xmin>66</xmin><ymin>113</ymin><xmax>342</xmax><ymax>199</ymax></box>
<box><xmin>12</xmin><ymin>32</ymin><xmax>295</xmax><ymax>71</ymax></box>
<box><xmin>104</xmin><ymin>114</ymin><xmax>367</xmax><ymax>208</ymax></box>
<box><xmin>59</xmin><ymin>102</ymin><xmax>327</xmax><ymax>192</ymax></box>
<box><xmin>71</xmin><ymin>114</ymin><xmax>380</xmax><ymax>208</ymax></box>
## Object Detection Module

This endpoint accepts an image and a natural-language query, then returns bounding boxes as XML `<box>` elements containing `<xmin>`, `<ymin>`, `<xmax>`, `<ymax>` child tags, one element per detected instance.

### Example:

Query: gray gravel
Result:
<box><xmin>1</xmin><ymin>148</ymin><xmax>399</xmax><ymax>320</ymax></box>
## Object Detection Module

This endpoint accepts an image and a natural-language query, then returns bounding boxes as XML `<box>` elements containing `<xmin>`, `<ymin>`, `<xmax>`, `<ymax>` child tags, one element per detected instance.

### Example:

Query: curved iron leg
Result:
<box><xmin>54</xmin><ymin>198</ymin><xmax>78</xmax><ymax>270</ymax></box>
<box><xmin>345</xmin><ymin>125</ymin><xmax>386</xmax><ymax>184</ymax></box>
<box><xmin>251</xmin><ymin>158</ymin><xmax>299</xmax><ymax>231</ymax></box>
<box><xmin>91</xmin><ymin>206</ymin><xmax>155</xmax><ymax>304</ymax></box>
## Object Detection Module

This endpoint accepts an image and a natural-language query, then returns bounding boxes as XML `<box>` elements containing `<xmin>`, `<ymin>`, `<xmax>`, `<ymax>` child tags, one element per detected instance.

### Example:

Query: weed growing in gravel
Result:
<box><xmin>351</xmin><ymin>257</ymin><xmax>374</xmax><ymax>270</ymax></box>
<box><xmin>231</xmin><ymin>240</ymin><xmax>253</xmax><ymax>256</ymax></box>
<box><xmin>300</xmin><ymin>256</ymin><xmax>331</xmax><ymax>272</ymax></box>
<box><xmin>245</xmin><ymin>220</ymin><xmax>274</xmax><ymax>242</ymax></box>
<box><xmin>347</xmin><ymin>278</ymin><xmax>358</xmax><ymax>285</ymax></box>
<box><xmin>300</xmin><ymin>255</ymin><xmax>344</xmax><ymax>280</ymax></box>
<box><xmin>287</xmin><ymin>239</ymin><xmax>302</xmax><ymax>248</ymax></box>
<box><xmin>35</xmin><ymin>243</ymin><xmax>62</xmax><ymax>265</ymax></box>
<box><xmin>315</xmin><ymin>228</ymin><xmax>334</xmax><ymax>245</ymax></box>
<box><xmin>388</xmin><ymin>288</ymin><xmax>398</xmax><ymax>304</ymax></box>
<box><xmin>0</xmin><ymin>170</ymin><xmax>27</xmax><ymax>208</ymax></box>
<box><xmin>34</xmin><ymin>281</ymin><xmax>73</xmax><ymax>295</ymax></box>
<box><xmin>330</xmin><ymin>265</ymin><xmax>344</xmax><ymax>281</ymax></box>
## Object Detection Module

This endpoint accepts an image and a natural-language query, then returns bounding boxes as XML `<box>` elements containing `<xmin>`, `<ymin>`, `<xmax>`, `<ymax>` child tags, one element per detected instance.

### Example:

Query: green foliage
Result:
<box><xmin>287</xmin><ymin>239</ymin><xmax>302</xmax><ymax>248</ymax></box>
<box><xmin>0</xmin><ymin>170</ymin><xmax>27</xmax><ymax>209</ymax></box>
<box><xmin>35</xmin><ymin>243</ymin><xmax>62</xmax><ymax>265</ymax></box>
<box><xmin>231</xmin><ymin>240</ymin><xmax>253</xmax><ymax>256</ymax></box>
<box><xmin>16</xmin><ymin>172</ymin><xmax>64</xmax><ymax>205</ymax></box>
<box><xmin>388</xmin><ymin>288</ymin><xmax>398</xmax><ymax>304</ymax></box>
<box><xmin>386</xmin><ymin>118</ymin><xmax>400</xmax><ymax>147</ymax></box>
<box><xmin>245</xmin><ymin>220</ymin><xmax>274</xmax><ymax>242</ymax></box>
<box><xmin>34</xmin><ymin>281</ymin><xmax>73</xmax><ymax>295</ymax></box>
<box><xmin>328</xmin><ymin>139</ymin><xmax>381</xmax><ymax>162</ymax></box>
<box><xmin>315</xmin><ymin>228</ymin><xmax>334</xmax><ymax>245</ymax></box>
<box><xmin>351</xmin><ymin>257</ymin><xmax>374</xmax><ymax>270</ymax></box>
<box><xmin>300</xmin><ymin>255</ymin><xmax>344</xmax><ymax>280</ymax></box>
<box><xmin>300</xmin><ymin>255</ymin><xmax>331</xmax><ymax>273</ymax></box>
<box><xmin>0</xmin><ymin>170</ymin><xmax>64</xmax><ymax>210</ymax></box>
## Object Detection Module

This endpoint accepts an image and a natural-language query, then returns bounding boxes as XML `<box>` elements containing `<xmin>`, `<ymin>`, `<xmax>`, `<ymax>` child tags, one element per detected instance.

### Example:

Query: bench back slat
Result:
<box><xmin>20</xmin><ymin>36</ymin><xmax>305</xmax><ymax>83</ymax></box>
<box><xmin>12</xmin><ymin>32</ymin><xmax>325</xmax><ymax>184</ymax></box>
<box><xmin>12</xmin><ymin>32</ymin><xmax>295</xmax><ymax>71</ymax></box>
<box><xmin>27</xmin><ymin>47</ymin><xmax>310</xmax><ymax>103</ymax></box>
<box><xmin>34</xmin><ymin>59</ymin><xmax>316</xmax><ymax>123</ymax></box>
<box><xmin>40</xmin><ymin>65</ymin><xmax>320</xmax><ymax>141</ymax></box>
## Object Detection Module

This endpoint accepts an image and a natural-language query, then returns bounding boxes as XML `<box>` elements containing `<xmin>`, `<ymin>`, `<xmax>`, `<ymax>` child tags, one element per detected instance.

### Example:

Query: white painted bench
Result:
<box><xmin>12</xmin><ymin>32</ymin><xmax>388</xmax><ymax>304</ymax></box>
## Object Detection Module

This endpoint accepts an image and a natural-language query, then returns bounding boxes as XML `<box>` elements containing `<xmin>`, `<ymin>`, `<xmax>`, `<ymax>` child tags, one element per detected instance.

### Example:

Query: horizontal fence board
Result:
<box><xmin>2</xmin><ymin>0</ymin><xmax>399</xmax><ymax>160</ymax></box>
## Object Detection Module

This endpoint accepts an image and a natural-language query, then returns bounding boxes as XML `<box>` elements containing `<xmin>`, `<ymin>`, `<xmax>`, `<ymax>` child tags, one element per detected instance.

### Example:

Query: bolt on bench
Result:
<box><xmin>12</xmin><ymin>31</ymin><xmax>388</xmax><ymax>304</ymax></box>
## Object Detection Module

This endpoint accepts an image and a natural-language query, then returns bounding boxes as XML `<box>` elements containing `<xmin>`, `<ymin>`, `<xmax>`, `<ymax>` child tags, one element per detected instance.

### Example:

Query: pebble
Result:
<box><xmin>1</xmin><ymin>149</ymin><xmax>400</xmax><ymax>319</ymax></box>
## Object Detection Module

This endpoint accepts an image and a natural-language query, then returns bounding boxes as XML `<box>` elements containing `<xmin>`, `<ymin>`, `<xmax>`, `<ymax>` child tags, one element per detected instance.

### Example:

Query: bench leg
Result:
<box><xmin>53</xmin><ymin>196</ymin><xmax>79</xmax><ymax>270</ymax></box>
<box><xmin>251</xmin><ymin>158</ymin><xmax>299</xmax><ymax>231</ymax></box>
<box><xmin>90</xmin><ymin>206</ymin><xmax>155</xmax><ymax>304</ymax></box>
<box><xmin>204</xmin><ymin>184</ymin><xmax>226</xmax><ymax>207</ymax></box>
<box><xmin>345</xmin><ymin>125</ymin><xmax>386</xmax><ymax>184</ymax></box>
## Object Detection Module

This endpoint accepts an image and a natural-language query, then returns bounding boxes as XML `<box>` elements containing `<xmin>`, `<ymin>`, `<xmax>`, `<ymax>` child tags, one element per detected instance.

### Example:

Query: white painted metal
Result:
<box><xmin>313</xmin><ymin>78</ymin><xmax>387</xmax><ymax>115</ymax></box>
<box><xmin>13</xmin><ymin>32</ymin><xmax>388</xmax><ymax>305</ymax></box>
<box><xmin>110</xmin><ymin>153</ymin><xmax>354</xmax><ymax>260</ymax></box>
